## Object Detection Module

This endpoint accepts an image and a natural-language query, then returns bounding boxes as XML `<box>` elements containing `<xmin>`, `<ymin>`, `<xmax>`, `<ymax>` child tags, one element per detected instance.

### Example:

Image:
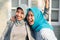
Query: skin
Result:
<box><xmin>10</xmin><ymin>9</ymin><xmax>24</xmax><ymax>22</ymax></box>
<box><xmin>15</xmin><ymin>9</ymin><xmax>24</xmax><ymax>21</ymax></box>
<box><xmin>45</xmin><ymin>0</ymin><xmax>49</xmax><ymax>9</ymax></box>
<box><xmin>27</xmin><ymin>11</ymin><xmax>34</xmax><ymax>25</ymax></box>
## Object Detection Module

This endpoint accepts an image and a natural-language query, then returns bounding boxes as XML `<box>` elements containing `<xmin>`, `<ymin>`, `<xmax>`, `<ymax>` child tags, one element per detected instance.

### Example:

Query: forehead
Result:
<box><xmin>17</xmin><ymin>9</ymin><xmax>23</xmax><ymax>11</ymax></box>
<box><xmin>28</xmin><ymin>11</ymin><xmax>33</xmax><ymax>14</ymax></box>
<box><xmin>16</xmin><ymin>9</ymin><xmax>24</xmax><ymax>13</ymax></box>
<box><xmin>27</xmin><ymin>11</ymin><xmax>34</xmax><ymax>16</ymax></box>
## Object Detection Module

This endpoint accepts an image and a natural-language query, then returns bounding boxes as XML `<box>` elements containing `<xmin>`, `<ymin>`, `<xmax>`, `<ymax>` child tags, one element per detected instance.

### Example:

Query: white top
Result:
<box><xmin>10</xmin><ymin>20</ymin><xmax>27</xmax><ymax>40</ymax></box>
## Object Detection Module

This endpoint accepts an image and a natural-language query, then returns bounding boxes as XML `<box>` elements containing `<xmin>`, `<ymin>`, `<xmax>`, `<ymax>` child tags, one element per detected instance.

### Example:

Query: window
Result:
<box><xmin>10</xmin><ymin>0</ymin><xmax>60</xmax><ymax>25</ymax></box>
<box><xmin>51</xmin><ymin>10</ymin><xmax>59</xmax><ymax>22</ymax></box>
<box><xmin>51</xmin><ymin>0</ymin><xmax>60</xmax><ymax>25</ymax></box>
<box><xmin>31</xmin><ymin>0</ymin><xmax>38</xmax><ymax>7</ymax></box>
<box><xmin>11</xmin><ymin>0</ymin><xmax>28</xmax><ymax>16</ymax></box>
<box><xmin>51</xmin><ymin>0</ymin><xmax>59</xmax><ymax>22</ymax></box>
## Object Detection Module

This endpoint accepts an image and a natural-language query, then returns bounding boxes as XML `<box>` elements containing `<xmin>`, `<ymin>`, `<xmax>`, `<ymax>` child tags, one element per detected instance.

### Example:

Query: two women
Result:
<box><xmin>1</xmin><ymin>0</ymin><xmax>57</xmax><ymax>39</ymax></box>
<box><xmin>1</xmin><ymin>7</ymin><xmax>34</xmax><ymax>40</ymax></box>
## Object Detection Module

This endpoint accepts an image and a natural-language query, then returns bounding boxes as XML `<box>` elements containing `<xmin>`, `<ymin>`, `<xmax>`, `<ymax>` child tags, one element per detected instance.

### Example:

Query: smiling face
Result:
<box><xmin>16</xmin><ymin>9</ymin><xmax>24</xmax><ymax>21</ymax></box>
<box><xmin>27</xmin><ymin>11</ymin><xmax>34</xmax><ymax>25</ymax></box>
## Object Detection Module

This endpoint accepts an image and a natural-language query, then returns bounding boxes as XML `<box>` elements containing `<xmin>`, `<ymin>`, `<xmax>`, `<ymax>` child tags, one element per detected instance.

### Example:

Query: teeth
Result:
<box><xmin>29</xmin><ymin>21</ymin><xmax>33</xmax><ymax>23</ymax></box>
<box><xmin>28</xmin><ymin>20</ymin><xmax>33</xmax><ymax>22</ymax></box>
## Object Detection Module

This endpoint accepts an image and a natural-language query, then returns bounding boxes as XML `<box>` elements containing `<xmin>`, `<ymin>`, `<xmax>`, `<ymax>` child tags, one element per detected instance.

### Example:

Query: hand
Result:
<box><xmin>45</xmin><ymin>0</ymin><xmax>49</xmax><ymax>9</ymax></box>
<box><xmin>10</xmin><ymin>16</ymin><xmax>16</xmax><ymax>22</ymax></box>
<box><xmin>45</xmin><ymin>0</ymin><xmax>49</xmax><ymax>4</ymax></box>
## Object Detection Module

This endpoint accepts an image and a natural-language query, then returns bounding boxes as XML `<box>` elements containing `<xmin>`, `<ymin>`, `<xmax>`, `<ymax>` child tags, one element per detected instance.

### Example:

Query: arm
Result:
<box><xmin>43</xmin><ymin>0</ymin><xmax>49</xmax><ymax>15</ymax></box>
<box><xmin>0</xmin><ymin>20</ymin><xmax>14</xmax><ymax>40</ymax></box>
<box><xmin>45</xmin><ymin>0</ymin><xmax>49</xmax><ymax>9</ymax></box>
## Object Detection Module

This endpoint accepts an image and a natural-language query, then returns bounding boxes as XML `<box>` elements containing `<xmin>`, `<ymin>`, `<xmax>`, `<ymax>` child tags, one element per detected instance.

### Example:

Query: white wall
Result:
<box><xmin>0</xmin><ymin>0</ymin><xmax>11</xmax><ymax>37</ymax></box>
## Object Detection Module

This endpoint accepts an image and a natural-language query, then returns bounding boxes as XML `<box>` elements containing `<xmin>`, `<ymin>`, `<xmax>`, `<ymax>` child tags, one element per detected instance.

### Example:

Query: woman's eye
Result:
<box><xmin>31</xmin><ymin>14</ymin><xmax>33</xmax><ymax>16</ymax></box>
<box><xmin>21</xmin><ymin>12</ymin><xmax>24</xmax><ymax>14</ymax></box>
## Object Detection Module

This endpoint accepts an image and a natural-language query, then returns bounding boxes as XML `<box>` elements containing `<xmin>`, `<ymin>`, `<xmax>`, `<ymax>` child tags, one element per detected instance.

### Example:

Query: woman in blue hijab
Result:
<box><xmin>25</xmin><ymin>7</ymin><xmax>57</xmax><ymax>40</ymax></box>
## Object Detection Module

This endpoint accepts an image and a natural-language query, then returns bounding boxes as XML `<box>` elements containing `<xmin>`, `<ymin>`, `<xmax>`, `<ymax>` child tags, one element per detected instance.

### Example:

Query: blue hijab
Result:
<box><xmin>26</xmin><ymin>7</ymin><xmax>53</xmax><ymax>32</ymax></box>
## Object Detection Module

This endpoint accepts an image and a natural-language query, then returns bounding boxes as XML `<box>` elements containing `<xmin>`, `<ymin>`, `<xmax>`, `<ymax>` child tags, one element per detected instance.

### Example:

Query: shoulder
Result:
<box><xmin>7</xmin><ymin>20</ymin><xmax>15</xmax><ymax>27</ymax></box>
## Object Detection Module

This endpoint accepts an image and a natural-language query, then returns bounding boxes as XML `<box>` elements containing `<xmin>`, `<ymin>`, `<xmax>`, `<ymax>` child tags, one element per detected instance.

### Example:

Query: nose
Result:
<box><xmin>18</xmin><ymin>13</ymin><xmax>21</xmax><ymax>16</ymax></box>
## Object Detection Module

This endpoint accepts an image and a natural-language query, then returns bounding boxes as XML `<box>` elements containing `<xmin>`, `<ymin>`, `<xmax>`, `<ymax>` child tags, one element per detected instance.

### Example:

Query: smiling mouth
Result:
<box><xmin>16</xmin><ymin>16</ymin><xmax>22</xmax><ymax>18</ymax></box>
<box><xmin>28</xmin><ymin>20</ymin><xmax>33</xmax><ymax>23</ymax></box>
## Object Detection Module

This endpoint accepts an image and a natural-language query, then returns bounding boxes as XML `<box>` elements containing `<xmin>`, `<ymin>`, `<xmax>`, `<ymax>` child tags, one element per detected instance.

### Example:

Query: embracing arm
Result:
<box><xmin>0</xmin><ymin>20</ymin><xmax>14</xmax><ymax>40</ymax></box>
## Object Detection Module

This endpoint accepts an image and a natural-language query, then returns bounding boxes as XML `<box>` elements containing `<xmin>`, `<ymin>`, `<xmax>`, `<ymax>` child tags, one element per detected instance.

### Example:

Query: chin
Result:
<box><xmin>29</xmin><ymin>23</ymin><xmax>34</xmax><ymax>25</ymax></box>
<box><xmin>17</xmin><ymin>19</ymin><xmax>22</xmax><ymax>21</ymax></box>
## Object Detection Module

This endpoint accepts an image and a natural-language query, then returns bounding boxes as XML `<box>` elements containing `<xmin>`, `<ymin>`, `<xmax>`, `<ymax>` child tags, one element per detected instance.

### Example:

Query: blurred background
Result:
<box><xmin>0</xmin><ymin>0</ymin><xmax>60</xmax><ymax>40</ymax></box>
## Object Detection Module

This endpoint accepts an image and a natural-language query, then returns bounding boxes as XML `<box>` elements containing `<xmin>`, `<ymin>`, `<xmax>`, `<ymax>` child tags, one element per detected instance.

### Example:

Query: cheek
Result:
<box><xmin>32</xmin><ymin>16</ymin><xmax>34</xmax><ymax>21</ymax></box>
<box><xmin>21</xmin><ymin>14</ymin><xmax>24</xmax><ymax>18</ymax></box>
<box><xmin>16</xmin><ymin>13</ymin><xmax>18</xmax><ymax>16</ymax></box>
